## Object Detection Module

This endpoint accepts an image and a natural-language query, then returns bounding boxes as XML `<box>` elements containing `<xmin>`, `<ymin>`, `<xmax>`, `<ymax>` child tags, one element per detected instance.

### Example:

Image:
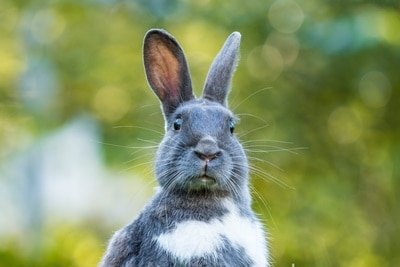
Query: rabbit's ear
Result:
<box><xmin>202</xmin><ymin>32</ymin><xmax>241</xmax><ymax>106</ymax></box>
<box><xmin>143</xmin><ymin>29</ymin><xmax>194</xmax><ymax>117</ymax></box>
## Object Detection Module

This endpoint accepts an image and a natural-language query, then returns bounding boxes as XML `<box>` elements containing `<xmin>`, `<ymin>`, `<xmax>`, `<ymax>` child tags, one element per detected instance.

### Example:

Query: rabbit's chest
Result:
<box><xmin>154</xmin><ymin>200</ymin><xmax>267</xmax><ymax>266</ymax></box>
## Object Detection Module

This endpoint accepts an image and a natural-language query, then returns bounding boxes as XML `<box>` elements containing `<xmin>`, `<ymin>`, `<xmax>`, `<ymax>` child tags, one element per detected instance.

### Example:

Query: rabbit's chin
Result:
<box><xmin>187</xmin><ymin>175</ymin><xmax>218</xmax><ymax>191</ymax></box>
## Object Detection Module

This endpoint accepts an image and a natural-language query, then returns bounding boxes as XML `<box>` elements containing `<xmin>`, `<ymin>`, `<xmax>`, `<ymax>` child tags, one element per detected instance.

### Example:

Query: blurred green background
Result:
<box><xmin>1</xmin><ymin>0</ymin><xmax>399</xmax><ymax>266</ymax></box>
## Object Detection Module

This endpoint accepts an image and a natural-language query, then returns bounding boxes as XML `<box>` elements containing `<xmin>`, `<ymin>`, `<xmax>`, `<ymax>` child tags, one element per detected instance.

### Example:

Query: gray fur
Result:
<box><xmin>100</xmin><ymin>29</ymin><xmax>266</xmax><ymax>267</ymax></box>
<box><xmin>203</xmin><ymin>32</ymin><xmax>241</xmax><ymax>106</ymax></box>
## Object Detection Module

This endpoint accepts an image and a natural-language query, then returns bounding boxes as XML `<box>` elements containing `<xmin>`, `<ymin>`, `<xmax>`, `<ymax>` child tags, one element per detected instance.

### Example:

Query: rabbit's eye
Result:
<box><xmin>229</xmin><ymin>120</ymin><xmax>235</xmax><ymax>134</ymax></box>
<box><xmin>173</xmin><ymin>118</ymin><xmax>183</xmax><ymax>131</ymax></box>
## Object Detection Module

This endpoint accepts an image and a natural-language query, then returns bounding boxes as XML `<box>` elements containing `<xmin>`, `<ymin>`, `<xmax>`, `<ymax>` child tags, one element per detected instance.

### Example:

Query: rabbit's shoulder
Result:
<box><xmin>100</xmin><ymin>216</ymin><xmax>144</xmax><ymax>267</ymax></box>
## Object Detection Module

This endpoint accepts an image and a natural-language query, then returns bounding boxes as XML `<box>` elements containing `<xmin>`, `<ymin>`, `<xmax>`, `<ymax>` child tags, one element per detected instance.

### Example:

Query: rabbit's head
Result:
<box><xmin>143</xmin><ymin>29</ymin><xmax>248</xmax><ymax>197</ymax></box>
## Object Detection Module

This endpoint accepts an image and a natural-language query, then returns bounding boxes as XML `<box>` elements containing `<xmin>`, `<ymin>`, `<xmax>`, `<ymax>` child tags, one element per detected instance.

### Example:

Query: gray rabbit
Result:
<box><xmin>100</xmin><ymin>29</ymin><xmax>269</xmax><ymax>267</ymax></box>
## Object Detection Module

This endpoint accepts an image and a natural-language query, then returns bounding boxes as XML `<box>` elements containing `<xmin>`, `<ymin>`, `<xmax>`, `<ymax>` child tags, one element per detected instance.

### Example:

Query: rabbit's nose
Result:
<box><xmin>194</xmin><ymin>136</ymin><xmax>222</xmax><ymax>161</ymax></box>
<box><xmin>194</xmin><ymin>150</ymin><xmax>222</xmax><ymax>161</ymax></box>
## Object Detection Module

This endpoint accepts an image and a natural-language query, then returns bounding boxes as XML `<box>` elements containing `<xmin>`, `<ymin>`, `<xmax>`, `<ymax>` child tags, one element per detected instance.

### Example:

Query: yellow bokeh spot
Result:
<box><xmin>358</xmin><ymin>71</ymin><xmax>391</xmax><ymax>108</ymax></box>
<box><xmin>266</xmin><ymin>32</ymin><xmax>300</xmax><ymax>67</ymax></box>
<box><xmin>246</xmin><ymin>45</ymin><xmax>284</xmax><ymax>81</ymax></box>
<box><xmin>349</xmin><ymin>253</ymin><xmax>387</xmax><ymax>267</ymax></box>
<box><xmin>268</xmin><ymin>0</ymin><xmax>304</xmax><ymax>34</ymax></box>
<box><xmin>72</xmin><ymin>234</ymin><xmax>104</xmax><ymax>267</ymax></box>
<box><xmin>377</xmin><ymin>10</ymin><xmax>400</xmax><ymax>45</ymax></box>
<box><xmin>0</xmin><ymin>49</ymin><xmax>24</xmax><ymax>85</ymax></box>
<box><xmin>328</xmin><ymin>106</ymin><xmax>362</xmax><ymax>145</ymax></box>
<box><xmin>92</xmin><ymin>86</ymin><xmax>132</xmax><ymax>123</ymax></box>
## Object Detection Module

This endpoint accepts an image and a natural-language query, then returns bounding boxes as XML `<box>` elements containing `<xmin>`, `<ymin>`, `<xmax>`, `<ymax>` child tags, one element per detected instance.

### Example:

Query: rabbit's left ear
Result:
<box><xmin>202</xmin><ymin>32</ymin><xmax>241</xmax><ymax>106</ymax></box>
<box><xmin>143</xmin><ymin>29</ymin><xmax>194</xmax><ymax>117</ymax></box>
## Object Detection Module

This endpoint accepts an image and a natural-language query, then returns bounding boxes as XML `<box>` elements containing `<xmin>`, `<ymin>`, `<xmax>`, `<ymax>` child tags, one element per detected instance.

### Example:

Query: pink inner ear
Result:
<box><xmin>149</xmin><ymin>41</ymin><xmax>181</xmax><ymax>101</ymax></box>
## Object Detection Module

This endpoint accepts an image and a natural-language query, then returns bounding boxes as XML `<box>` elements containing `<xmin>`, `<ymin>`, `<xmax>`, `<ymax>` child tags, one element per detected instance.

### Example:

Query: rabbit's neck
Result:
<box><xmin>166</xmin><ymin>187</ymin><xmax>229</xmax><ymax>199</ymax></box>
<box><xmin>163</xmin><ymin>187</ymin><xmax>249</xmax><ymax>206</ymax></box>
<box><xmin>156</xmin><ymin>188</ymin><xmax>252</xmax><ymax>217</ymax></box>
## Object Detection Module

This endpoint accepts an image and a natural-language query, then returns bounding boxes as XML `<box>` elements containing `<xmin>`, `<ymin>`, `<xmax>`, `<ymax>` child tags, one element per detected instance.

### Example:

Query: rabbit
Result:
<box><xmin>100</xmin><ymin>29</ymin><xmax>269</xmax><ymax>267</ymax></box>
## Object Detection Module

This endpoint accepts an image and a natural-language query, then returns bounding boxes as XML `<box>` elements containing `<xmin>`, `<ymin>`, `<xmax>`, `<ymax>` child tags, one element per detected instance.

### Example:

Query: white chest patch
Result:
<box><xmin>155</xmin><ymin>200</ymin><xmax>268</xmax><ymax>266</ymax></box>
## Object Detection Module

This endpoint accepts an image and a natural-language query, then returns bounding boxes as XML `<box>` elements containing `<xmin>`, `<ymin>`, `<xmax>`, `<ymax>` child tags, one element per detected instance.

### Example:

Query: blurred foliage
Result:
<box><xmin>1</xmin><ymin>0</ymin><xmax>400</xmax><ymax>266</ymax></box>
<box><xmin>0</xmin><ymin>224</ymin><xmax>104</xmax><ymax>267</ymax></box>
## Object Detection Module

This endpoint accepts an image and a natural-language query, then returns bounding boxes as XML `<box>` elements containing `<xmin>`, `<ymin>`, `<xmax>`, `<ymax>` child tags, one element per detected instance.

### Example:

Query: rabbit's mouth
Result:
<box><xmin>199</xmin><ymin>175</ymin><xmax>216</xmax><ymax>183</ymax></box>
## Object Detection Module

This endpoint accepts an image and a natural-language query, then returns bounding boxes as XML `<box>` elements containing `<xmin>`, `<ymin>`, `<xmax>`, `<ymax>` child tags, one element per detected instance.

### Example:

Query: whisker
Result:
<box><xmin>249</xmin><ymin>184</ymin><xmax>279</xmax><ymax>231</ymax></box>
<box><xmin>237</xmin><ymin>125</ymin><xmax>270</xmax><ymax>138</ymax></box>
<box><xmin>230</xmin><ymin>160</ymin><xmax>294</xmax><ymax>190</ymax></box>
<box><xmin>246</xmin><ymin>156</ymin><xmax>284</xmax><ymax>172</ymax></box>
<box><xmin>235</xmin><ymin>113</ymin><xmax>269</xmax><ymax>124</ymax></box>
<box><xmin>119</xmin><ymin>159</ymin><xmax>158</xmax><ymax>172</ymax></box>
<box><xmin>248</xmin><ymin>167</ymin><xmax>294</xmax><ymax>190</ymax></box>
<box><xmin>232</xmin><ymin>87</ymin><xmax>272</xmax><ymax>111</ymax></box>
<box><xmin>113</xmin><ymin>125</ymin><xmax>163</xmax><ymax>135</ymax></box>
<box><xmin>241</xmin><ymin>139</ymin><xmax>293</xmax><ymax>145</ymax></box>
<box><xmin>244</xmin><ymin>146</ymin><xmax>307</xmax><ymax>155</ymax></box>
<box><xmin>91</xmin><ymin>140</ymin><xmax>139</xmax><ymax>149</ymax></box>
<box><xmin>137</xmin><ymin>138</ymin><xmax>160</xmax><ymax>145</ymax></box>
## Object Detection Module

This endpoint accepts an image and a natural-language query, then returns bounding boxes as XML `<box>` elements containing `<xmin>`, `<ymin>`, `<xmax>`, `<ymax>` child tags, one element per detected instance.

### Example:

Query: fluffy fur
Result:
<box><xmin>100</xmin><ymin>29</ymin><xmax>269</xmax><ymax>267</ymax></box>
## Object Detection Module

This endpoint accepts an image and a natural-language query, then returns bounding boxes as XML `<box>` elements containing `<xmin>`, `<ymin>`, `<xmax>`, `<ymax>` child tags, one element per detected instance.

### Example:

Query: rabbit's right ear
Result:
<box><xmin>143</xmin><ymin>29</ymin><xmax>194</xmax><ymax>118</ymax></box>
<box><xmin>202</xmin><ymin>32</ymin><xmax>241</xmax><ymax>106</ymax></box>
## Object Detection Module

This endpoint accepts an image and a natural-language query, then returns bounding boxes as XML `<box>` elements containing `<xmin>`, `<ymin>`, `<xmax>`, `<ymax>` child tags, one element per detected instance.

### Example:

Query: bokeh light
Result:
<box><xmin>266</xmin><ymin>32</ymin><xmax>300</xmax><ymax>67</ymax></box>
<box><xmin>92</xmin><ymin>86</ymin><xmax>132</xmax><ymax>123</ymax></box>
<box><xmin>328</xmin><ymin>106</ymin><xmax>362</xmax><ymax>145</ymax></box>
<box><xmin>30</xmin><ymin>8</ymin><xmax>66</xmax><ymax>45</ymax></box>
<box><xmin>268</xmin><ymin>0</ymin><xmax>304</xmax><ymax>34</ymax></box>
<box><xmin>358</xmin><ymin>71</ymin><xmax>391</xmax><ymax>108</ymax></box>
<box><xmin>246</xmin><ymin>44</ymin><xmax>284</xmax><ymax>81</ymax></box>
